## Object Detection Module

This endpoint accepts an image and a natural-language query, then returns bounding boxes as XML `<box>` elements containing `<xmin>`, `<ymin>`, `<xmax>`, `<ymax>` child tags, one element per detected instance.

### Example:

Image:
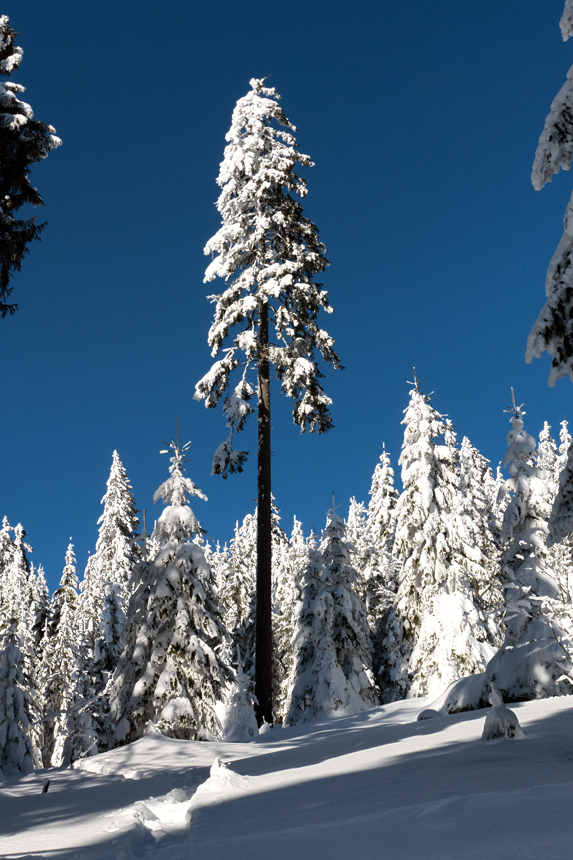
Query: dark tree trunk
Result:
<box><xmin>255</xmin><ymin>301</ymin><xmax>273</xmax><ymax>726</ymax></box>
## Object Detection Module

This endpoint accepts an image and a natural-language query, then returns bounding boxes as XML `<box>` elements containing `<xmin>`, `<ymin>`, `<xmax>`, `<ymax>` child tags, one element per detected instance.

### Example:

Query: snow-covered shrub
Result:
<box><xmin>417</xmin><ymin>708</ymin><xmax>441</xmax><ymax>721</ymax></box>
<box><xmin>482</xmin><ymin>686</ymin><xmax>524</xmax><ymax>740</ymax></box>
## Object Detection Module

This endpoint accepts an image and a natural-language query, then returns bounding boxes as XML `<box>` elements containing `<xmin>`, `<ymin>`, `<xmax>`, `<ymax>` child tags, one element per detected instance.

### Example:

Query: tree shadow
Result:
<box><xmin>2</xmin><ymin>701</ymin><xmax>573</xmax><ymax>859</ymax></box>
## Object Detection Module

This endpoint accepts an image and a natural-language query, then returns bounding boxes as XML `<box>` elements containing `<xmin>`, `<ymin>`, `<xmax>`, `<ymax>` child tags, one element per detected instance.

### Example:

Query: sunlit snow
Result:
<box><xmin>2</xmin><ymin>696</ymin><xmax>573</xmax><ymax>859</ymax></box>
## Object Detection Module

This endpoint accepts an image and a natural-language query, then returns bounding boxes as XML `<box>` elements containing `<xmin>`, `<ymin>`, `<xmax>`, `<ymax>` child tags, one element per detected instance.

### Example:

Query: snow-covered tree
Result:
<box><xmin>61</xmin><ymin>632</ymin><xmax>99</xmax><ymax>765</ymax></box>
<box><xmin>526</xmin><ymin>2</ymin><xmax>573</xmax><ymax>384</ymax></box>
<box><xmin>562</xmin><ymin>0</ymin><xmax>573</xmax><ymax>40</ymax></box>
<box><xmin>109</xmin><ymin>438</ymin><xmax>231</xmax><ymax>746</ymax></box>
<box><xmin>285</xmin><ymin>512</ymin><xmax>377</xmax><ymax>726</ymax></box>
<box><xmin>94</xmin><ymin>583</ymin><xmax>125</xmax><ymax>682</ymax></box>
<box><xmin>549</xmin><ymin>421</ymin><xmax>573</xmax><ymax>549</ymax></box>
<box><xmin>537</xmin><ymin>422</ymin><xmax>559</xmax><ymax>481</ymax></box>
<box><xmin>547</xmin><ymin>421</ymin><xmax>573</xmax><ymax>601</ymax></box>
<box><xmin>271</xmin><ymin>516</ymin><xmax>298</xmax><ymax>723</ymax></box>
<box><xmin>2</xmin><ymin>524</ymin><xmax>31</xmax><ymax>623</ymax></box>
<box><xmin>0</xmin><ymin>517</ymin><xmax>14</xmax><ymax>613</ymax></box>
<box><xmin>77</xmin><ymin>452</ymin><xmax>140</xmax><ymax>651</ymax></box>
<box><xmin>345</xmin><ymin>498</ymin><xmax>370</xmax><ymax>585</ymax></box>
<box><xmin>367</xmin><ymin>445</ymin><xmax>399</xmax><ymax>553</ymax></box>
<box><xmin>289</xmin><ymin>516</ymin><xmax>309</xmax><ymax>587</ymax></box>
<box><xmin>48</xmin><ymin>540</ymin><xmax>78</xmax><ymax>637</ymax></box>
<box><xmin>195</xmin><ymin>78</ymin><xmax>340</xmax><ymax>724</ymax></box>
<box><xmin>0</xmin><ymin>620</ymin><xmax>38</xmax><ymax>776</ymax></box>
<box><xmin>30</xmin><ymin>564</ymin><xmax>49</xmax><ymax>651</ymax></box>
<box><xmin>42</xmin><ymin>542</ymin><xmax>79</xmax><ymax>767</ymax></box>
<box><xmin>348</xmin><ymin>449</ymin><xmax>402</xmax><ymax>697</ymax></box>
<box><xmin>219</xmin><ymin>513</ymin><xmax>257</xmax><ymax>680</ymax></box>
<box><xmin>381</xmin><ymin>379</ymin><xmax>498</xmax><ymax>701</ymax></box>
<box><xmin>486</xmin><ymin>394</ymin><xmax>573</xmax><ymax>700</ymax></box>
<box><xmin>0</xmin><ymin>16</ymin><xmax>61</xmax><ymax>317</ymax></box>
<box><xmin>217</xmin><ymin>503</ymin><xmax>297</xmax><ymax>723</ymax></box>
<box><xmin>458</xmin><ymin>436</ymin><xmax>504</xmax><ymax>625</ymax></box>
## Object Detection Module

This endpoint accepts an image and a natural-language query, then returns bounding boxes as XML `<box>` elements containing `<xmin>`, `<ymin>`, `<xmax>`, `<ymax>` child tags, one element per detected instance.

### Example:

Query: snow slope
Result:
<box><xmin>2</xmin><ymin>696</ymin><xmax>573</xmax><ymax>859</ymax></box>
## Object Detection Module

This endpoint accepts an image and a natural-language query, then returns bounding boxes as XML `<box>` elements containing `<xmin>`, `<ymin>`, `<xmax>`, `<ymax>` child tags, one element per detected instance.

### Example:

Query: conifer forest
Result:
<box><xmin>5</xmin><ymin>1</ymin><xmax>573</xmax><ymax>801</ymax></box>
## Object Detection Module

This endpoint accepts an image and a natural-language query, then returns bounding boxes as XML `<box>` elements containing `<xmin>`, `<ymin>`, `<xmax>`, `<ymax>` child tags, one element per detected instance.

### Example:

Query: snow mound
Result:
<box><xmin>417</xmin><ymin>708</ymin><xmax>441</xmax><ymax>721</ymax></box>
<box><xmin>191</xmin><ymin>756</ymin><xmax>257</xmax><ymax>803</ymax></box>
<box><xmin>482</xmin><ymin>683</ymin><xmax>525</xmax><ymax>740</ymax></box>
<box><xmin>482</xmin><ymin>706</ymin><xmax>525</xmax><ymax>740</ymax></box>
<box><xmin>218</xmin><ymin>699</ymin><xmax>258</xmax><ymax>742</ymax></box>
<box><xmin>427</xmin><ymin>672</ymin><xmax>489</xmax><ymax>714</ymax></box>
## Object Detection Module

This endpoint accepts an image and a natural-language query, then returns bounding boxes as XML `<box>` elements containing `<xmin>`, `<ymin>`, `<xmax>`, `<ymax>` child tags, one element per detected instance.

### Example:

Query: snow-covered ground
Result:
<box><xmin>2</xmin><ymin>695</ymin><xmax>573</xmax><ymax>859</ymax></box>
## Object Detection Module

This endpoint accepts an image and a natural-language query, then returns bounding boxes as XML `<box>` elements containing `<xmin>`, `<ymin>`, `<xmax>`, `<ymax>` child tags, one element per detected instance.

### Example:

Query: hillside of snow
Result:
<box><xmin>2</xmin><ymin>695</ymin><xmax>573</xmax><ymax>859</ymax></box>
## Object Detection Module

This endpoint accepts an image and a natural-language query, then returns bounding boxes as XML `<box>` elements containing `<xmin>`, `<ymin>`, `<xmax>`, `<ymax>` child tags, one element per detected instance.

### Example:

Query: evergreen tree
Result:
<box><xmin>195</xmin><ymin>78</ymin><xmax>340</xmax><ymax>724</ymax></box>
<box><xmin>4</xmin><ymin>524</ymin><xmax>31</xmax><ymax>618</ymax></box>
<box><xmin>94</xmin><ymin>583</ymin><xmax>125</xmax><ymax>682</ymax></box>
<box><xmin>48</xmin><ymin>540</ymin><xmax>78</xmax><ymax>636</ymax></box>
<box><xmin>486</xmin><ymin>393</ymin><xmax>573</xmax><ymax>700</ymax></box>
<box><xmin>548</xmin><ymin>421</ymin><xmax>573</xmax><ymax>601</ymax></box>
<box><xmin>558</xmin><ymin>419</ymin><xmax>572</xmax><ymax>472</ymax></box>
<box><xmin>549</xmin><ymin>420</ymin><xmax>573</xmax><ymax>547</ymax></box>
<box><xmin>285</xmin><ymin>512</ymin><xmax>377</xmax><ymax>726</ymax></box>
<box><xmin>0</xmin><ymin>516</ymin><xmax>14</xmax><ymax>614</ymax></box>
<box><xmin>30</xmin><ymin>564</ymin><xmax>49</xmax><ymax>651</ymax></box>
<box><xmin>526</xmin><ymin>1</ymin><xmax>573</xmax><ymax>384</ymax></box>
<box><xmin>382</xmin><ymin>378</ymin><xmax>498</xmax><ymax>701</ymax></box>
<box><xmin>109</xmin><ymin>438</ymin><xmax>231</xmax><ymax>745</ymax></box>
<box><xmin>458</xmin><ymin>436</ymin><xmax>504</xmax><ymax>627</ymax></box>
<box><xmin>354</xmin><ymin>448</ymin><xmax>402</xmax><ymax>697</ymax></box>
<box><xmin>346</xmin><ymin>498</ymin><xmax>370</xmax><ymax>589</ymax></box>
<box><xmin>537</xmin><ymin>421</ymin><xmax>559</xmax><ymax>480</ymax></box>
<box><xmin>0</xmin><ymin>620</ymin><xmax>37</xmax><ymax>775</ymax></box>
<box><xmin>562</xmin><ymin>0</ymin><xmax>573</xmax><ymax>40</ymax></box>
<box><xmin>42</xmin><ymin>542</ymin><xmax>79</xmax><ymax>767</ymax></box>
<box><xmin>271</xmin><ymin>516</ymin><xmax>298</xmax><ymax>723</ymax></box>
<box><xmin>0</xmin><ymin>16</ymin><xmax>62</xmax><ymax>317</ymax></box>
<box><xmin>219</xmin><ymin>513</ymin><xmax>257</xmax><ymax>680</ymax></box>
<box><xmin>3</xmin><ymin>527</ymin><xmax>43</xmax><ymax>764</ymax></box>
<box><xmin>217</xmin><ymin>503</ymin><xmax>296</xmax><ymax>723</ymax></box>
<box><xmin>77</xmin><ymin>452</ymin><xmax>140</xmax><ymax>652</ymax></box>
<box><xmin>61</xmin><ymin>631</ymin><xmax>99</xmax><ymax>765</ymax></box>
<box><xmin>367</xmin><ymin>445</ymin><xmax>399</xmax><ymax>552</ymax></box>
<box><xmin>289</xmin><ymin>516</ymin><xmax>309</xmax><ymax>587</ymax></box>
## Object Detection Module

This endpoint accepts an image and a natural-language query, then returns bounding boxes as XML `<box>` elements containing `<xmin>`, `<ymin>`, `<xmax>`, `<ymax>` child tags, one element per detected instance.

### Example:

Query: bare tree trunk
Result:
<box><xmin>255</xmin><ymin>301</ymin><xmax>273</xmax><ymax>726</ymax></box>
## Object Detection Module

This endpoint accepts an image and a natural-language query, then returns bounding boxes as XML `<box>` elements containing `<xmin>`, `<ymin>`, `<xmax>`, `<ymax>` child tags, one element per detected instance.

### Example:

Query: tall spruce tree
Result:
<box><xmin>109</xmin><ymin>438</ymin><xmax>231</xmax><ymax>745</ymax></box>
<box><xmin>0</xmin><ymin>16</ymin><xmax>61</xmax><ymax>317</ymax></box>
<box><xmin>195</xmin><ymin>78</ymin><xmax>340</xmax><ymax>724</ymax></box>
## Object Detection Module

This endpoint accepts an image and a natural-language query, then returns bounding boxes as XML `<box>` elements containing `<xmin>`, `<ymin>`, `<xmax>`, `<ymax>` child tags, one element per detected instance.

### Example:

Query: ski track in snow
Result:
<box><xmin>1</xmin><ymin>696</ymin><xmax>573</xmax><ymax>859</ymax></box>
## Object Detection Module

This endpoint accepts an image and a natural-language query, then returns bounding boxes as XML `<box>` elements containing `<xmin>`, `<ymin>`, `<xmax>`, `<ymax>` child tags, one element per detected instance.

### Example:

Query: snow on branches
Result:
<box><xmin>0</xmin><ymin>16</ymin><xmax>61</xmax><ymax>316</ymax></box>
<box><xmin>195</xmin><ymin>78</ymin><xmax>340</xmax><ymax>476</ymax></box>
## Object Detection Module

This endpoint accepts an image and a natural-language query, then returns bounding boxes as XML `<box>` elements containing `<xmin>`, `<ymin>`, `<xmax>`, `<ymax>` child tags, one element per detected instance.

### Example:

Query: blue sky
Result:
<box><xmin>2</xmin><ymin>0</ymin><xmax>573</xmax><ymax>591</ymax></box>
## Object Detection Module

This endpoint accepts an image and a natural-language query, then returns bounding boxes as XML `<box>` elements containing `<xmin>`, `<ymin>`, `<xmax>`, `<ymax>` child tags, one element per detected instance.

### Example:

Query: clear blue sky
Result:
<box><xmin>2</xmin><ymin>0</ymin><xmax>573</xmax><ymax>592</ymax></box>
